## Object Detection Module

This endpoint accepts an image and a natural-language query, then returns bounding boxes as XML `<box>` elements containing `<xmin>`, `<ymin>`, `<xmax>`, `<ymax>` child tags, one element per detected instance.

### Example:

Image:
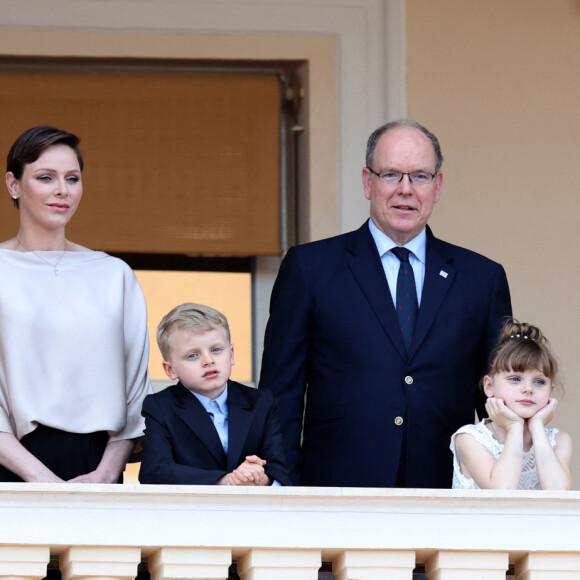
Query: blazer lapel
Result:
<box><xmin>345</xmin><ymin>222</ymin><xmax>407</xmax><ymax>360</ymax></box>
<box><xmin>408</xmin><ymin>229</ymin><xmax>456</xmax><ymax>359</ymax></box>
<box><xmin>173</xmin><ymin>383</ymin><xmax>227</xmax><ymax>465</ymax></box>
<box><xmin>224</xmin><ymin>383</ymin><xmax>254</xmax><ymax>471</ymax></box>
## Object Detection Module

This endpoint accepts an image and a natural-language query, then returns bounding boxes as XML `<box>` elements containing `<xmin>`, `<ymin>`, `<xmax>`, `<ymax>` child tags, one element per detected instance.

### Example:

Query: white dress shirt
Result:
<box><xmin>367</xmin><ymin>219</ymin><xmax>426</xmax><ymax>306</ymax></box>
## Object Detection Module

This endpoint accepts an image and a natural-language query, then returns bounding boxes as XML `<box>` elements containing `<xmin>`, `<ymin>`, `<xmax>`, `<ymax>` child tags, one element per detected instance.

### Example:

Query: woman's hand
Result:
<box><xmin>67</xmin><ymin>470</ymin><xmax>117</xmax><ymax>484</ymax></box>
<box><xmin>68</xmin><ymin>439</ymin><xmax>136</xmax><ymax>483</ymax></box>
<box><xmin>0</xmin><ymin>432</ymin><xmax>65</xmax><ymax>482</ymax></box>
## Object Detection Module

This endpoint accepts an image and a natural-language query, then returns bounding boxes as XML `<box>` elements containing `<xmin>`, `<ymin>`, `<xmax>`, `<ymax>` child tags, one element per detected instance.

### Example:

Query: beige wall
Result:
<box><xmin>407</xmin><ymin>0</ymin><xmax>580</xmax><ymax>485</ymax></box>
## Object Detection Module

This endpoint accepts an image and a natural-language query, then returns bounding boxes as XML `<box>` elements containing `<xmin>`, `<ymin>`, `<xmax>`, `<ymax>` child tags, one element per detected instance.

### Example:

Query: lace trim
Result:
<box><xmin>450</xmin><ymin>420</ymin><xmax>559</xmax><ymax>490</ymax></box>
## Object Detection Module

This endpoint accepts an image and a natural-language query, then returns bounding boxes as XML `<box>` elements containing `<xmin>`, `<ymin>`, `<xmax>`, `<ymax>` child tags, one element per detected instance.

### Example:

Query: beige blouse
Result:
<box><xmin>0</xmin><ymin>250</ymin><xmax>152</xmax><ymax>441</ymax></box>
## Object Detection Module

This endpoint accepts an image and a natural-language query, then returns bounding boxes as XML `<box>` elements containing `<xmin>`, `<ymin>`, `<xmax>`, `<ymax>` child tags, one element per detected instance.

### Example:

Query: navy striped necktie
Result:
<box><xmin>391</xmin><ymin>247</ymin><xmax>418</xmax><ymax>352</ymax></box>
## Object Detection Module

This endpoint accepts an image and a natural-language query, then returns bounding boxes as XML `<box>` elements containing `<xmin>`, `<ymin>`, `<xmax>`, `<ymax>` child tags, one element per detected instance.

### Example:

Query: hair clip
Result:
<box><xmin>524</xmin><ymin>336</ymin><xmax>529</xmax><ymax>339</ymax></box>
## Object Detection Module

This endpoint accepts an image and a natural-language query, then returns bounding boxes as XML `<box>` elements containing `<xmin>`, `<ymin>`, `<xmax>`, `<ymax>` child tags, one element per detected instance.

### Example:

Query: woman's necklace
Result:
<box><xmin>16</xmin><ymin>237</ymin><xmax>68</xmax><ymax>277</ymax></box>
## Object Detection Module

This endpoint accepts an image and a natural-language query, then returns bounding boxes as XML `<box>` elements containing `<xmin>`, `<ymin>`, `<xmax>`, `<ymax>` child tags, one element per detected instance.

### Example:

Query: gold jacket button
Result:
<box><xmin>394</xmin><ymin>416</ymin><xmax>404</xmax><ymax>426</ymax></box>
<box><xmin>404</xmin><ymin>376</ymin><xmax>413</xmax><ymax>385</ymax></box>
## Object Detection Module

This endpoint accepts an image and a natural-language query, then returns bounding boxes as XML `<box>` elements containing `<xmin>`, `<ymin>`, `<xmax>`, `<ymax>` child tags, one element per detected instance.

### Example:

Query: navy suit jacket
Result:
<box><xmin>139</xmin><ymin>380</ymin><xmax>290</xmax><ymax>485</ymax></box>
<box><xmin>259</xmin><ymin>222</ymin><xmax>512</xmax><ymax>488</ymax></box>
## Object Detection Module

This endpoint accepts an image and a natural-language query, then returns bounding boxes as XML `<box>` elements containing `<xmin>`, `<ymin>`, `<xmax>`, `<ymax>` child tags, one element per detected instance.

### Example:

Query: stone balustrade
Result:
<box><xmin>1</xmin><ymin>484</ymin><xmax>580</xmax><ymax>579</ymax></box>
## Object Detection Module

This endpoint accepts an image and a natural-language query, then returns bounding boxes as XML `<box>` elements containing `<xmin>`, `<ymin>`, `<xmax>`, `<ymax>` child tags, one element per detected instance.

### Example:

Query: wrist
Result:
<box><xmin>103</xmin><ymin>472</ymin><xmax>119</xmax><ymax>484</ymax></box>
<box><xmin>504</xmin><ymin>421</ymin><xmax>524</xmax><ymax>435</ymax></box>
<box><xmin>507</xmin><ymin>416</ymin><xmax>524</xmax><ymax>427</ymax></box>
<box><xmin>95</xmin><ymin>467</ymin><xmax>121</xmax><ymax>484</ymax></box>
<box><xmin>528</xmin><ymin>419</ymin><xmax>546</xmax><ymax>433</ymax></box>
<box><xmin>26</xmin><ymin>462</ymin><xmax>59</xmax><ymax>483</ymax></box>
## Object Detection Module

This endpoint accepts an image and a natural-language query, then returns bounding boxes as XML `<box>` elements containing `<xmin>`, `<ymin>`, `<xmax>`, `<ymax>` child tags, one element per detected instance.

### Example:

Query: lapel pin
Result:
<box><xmin>439</xmin><ymin>270</ymin><xmax>448</xmax><ymax>278</ymax></box>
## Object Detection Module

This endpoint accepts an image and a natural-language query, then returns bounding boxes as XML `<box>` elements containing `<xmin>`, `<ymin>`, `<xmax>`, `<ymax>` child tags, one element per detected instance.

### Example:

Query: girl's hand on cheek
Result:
<box><xmin>486</xmin><ymin>397</ymin><xmax>523</xmax><ymax>430</ymax></box>
<box><xmin>529</xmin><ymin>397</ymin><xmax>557</xmax><ymax>429</ymax></box>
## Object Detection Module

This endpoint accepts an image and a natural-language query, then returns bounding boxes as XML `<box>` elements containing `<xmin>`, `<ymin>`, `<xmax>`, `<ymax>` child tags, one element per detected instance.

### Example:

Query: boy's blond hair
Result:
<box><xmin>157</xmin><ymin>303</ymin><xmax>231</xmax><ymax>361</ymax></box>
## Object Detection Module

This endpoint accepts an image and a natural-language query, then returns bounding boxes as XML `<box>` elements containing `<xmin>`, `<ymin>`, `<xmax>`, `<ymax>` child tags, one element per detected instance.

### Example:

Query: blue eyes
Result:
<box><xmin>187</xmin><ymin>347</ymin><xmax>224</xmax><ymax>360</ymax></box>
<box><xmin>507</xmin><ymin>376</ymin><xmax>547</xmax><ymax>386</ymax></box>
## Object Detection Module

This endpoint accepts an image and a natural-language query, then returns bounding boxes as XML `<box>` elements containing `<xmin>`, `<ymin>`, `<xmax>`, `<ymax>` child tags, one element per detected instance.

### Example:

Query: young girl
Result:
<box><xmin>450</xmin><ymin>319</ymin><xmax>572</xmax><ymax>490</ymax></box>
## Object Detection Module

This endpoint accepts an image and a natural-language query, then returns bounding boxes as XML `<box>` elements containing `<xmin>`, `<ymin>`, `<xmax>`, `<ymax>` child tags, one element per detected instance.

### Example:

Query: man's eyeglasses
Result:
<box><xmin>366</xmin><ymin>167</ymin><xmax>437</xmax><ymax>186</ymax></box>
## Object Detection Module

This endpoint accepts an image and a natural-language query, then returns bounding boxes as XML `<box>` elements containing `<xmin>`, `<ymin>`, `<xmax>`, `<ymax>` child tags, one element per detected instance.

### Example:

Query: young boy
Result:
<box><xmin>139</xmin><ymin>303</ymin><xmax>289</xmax><ymax>486</ymax></box>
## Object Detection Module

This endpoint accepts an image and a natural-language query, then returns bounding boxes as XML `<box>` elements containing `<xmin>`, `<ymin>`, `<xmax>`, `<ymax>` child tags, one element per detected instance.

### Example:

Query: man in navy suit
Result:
<box><xmin>259</xmin><ymin>119</ymin><xmax>512</xmax><ymax>488</ymax></box>
<box><xmin>139</xmin><ymin>303</ymin><xmax>289</xmax><ymax>486</ymax></box>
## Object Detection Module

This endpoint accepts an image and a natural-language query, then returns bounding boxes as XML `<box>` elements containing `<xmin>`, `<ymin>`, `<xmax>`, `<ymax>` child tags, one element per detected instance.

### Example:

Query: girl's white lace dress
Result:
<box><xmin>450</xmin><ymin>419</ymin><xmax>559</xmax><ymax>490</ymax></box>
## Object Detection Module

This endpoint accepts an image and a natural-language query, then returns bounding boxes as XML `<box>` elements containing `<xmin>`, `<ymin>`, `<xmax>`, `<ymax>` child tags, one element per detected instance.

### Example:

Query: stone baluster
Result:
<box><xmin>60</xmin><ymin>546</ymin><xmax>141</xmax><ymax>580</ymax></box>
<box><xmin>0</xmin><ymin>546</ymin><xmax>50</xmax><ymax>580</ymax></box>
<box><xmin>237</xmin><ymin>549</ymin><xmax>321</xmax><ymax>580</ymax></box>
<box><xmin>148</xmin><ymin>547</ymin><xmax>232</xmax><ymax>580</ymax></box>
<box><xmin>515</xmin><ymin>552</ymin><xmax>580</xmax><ymax>579</ymax></box>
<box><xmin>333</xmin><ymin>549</ymin><xmax>416</xmax><ymax>580</ymax></box>
<box><xmin>425</xmin><ymin>550</ymin><xmax>508</xmax><ymax>579</ymax></box>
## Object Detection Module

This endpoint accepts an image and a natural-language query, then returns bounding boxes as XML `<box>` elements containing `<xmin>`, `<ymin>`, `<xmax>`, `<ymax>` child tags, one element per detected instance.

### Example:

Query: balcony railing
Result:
<box><xmin>1</xmin><ymin>484</ymin><xmax>580</xmax><ymax>579</ymax></box>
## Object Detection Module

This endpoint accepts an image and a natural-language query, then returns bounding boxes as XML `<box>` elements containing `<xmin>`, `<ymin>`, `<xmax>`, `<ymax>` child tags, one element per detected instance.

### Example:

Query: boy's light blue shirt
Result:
<box><xmin>191</xmin><ymin>384</ymin><xmax>229</xmax><ymax>452</ymax></box>
<box><xmin>190</xmin><ymin>383</ymin><xmax>281</xmax><ymax>486</ymax></box>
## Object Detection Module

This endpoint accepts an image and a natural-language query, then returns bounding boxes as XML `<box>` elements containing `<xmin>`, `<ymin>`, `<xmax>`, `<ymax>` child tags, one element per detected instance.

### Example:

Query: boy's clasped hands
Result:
<box><xmin>217</xmin><ymin>455</ymin><xmax>271</xmax><ymax>486</ymax></box>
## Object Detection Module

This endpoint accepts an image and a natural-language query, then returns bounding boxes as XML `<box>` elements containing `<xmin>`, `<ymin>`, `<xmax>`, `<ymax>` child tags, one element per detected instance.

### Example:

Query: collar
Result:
<box><xmin>367</xmin><ymin>219</ymin><xmax>427</xmax><ymax>264</ymax></box>
<box><xmin>190</xmin><ymin>383</ymin><xmax>229</xmax><ymax>414</ymax></box>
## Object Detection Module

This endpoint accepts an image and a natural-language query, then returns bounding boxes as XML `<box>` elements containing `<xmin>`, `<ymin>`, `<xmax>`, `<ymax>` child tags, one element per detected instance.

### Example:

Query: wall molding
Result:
<box><xmin>0</xmin><ymin>0</ymin><xmax>405</xmax><ymax>234</ymax></box>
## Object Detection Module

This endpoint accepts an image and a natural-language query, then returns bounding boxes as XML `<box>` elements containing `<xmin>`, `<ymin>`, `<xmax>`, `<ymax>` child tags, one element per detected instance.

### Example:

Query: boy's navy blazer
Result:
<box><xmin>139</xmin><ymin>380</ymin><xmax>290</xmax><ymax>485</ymax></box>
